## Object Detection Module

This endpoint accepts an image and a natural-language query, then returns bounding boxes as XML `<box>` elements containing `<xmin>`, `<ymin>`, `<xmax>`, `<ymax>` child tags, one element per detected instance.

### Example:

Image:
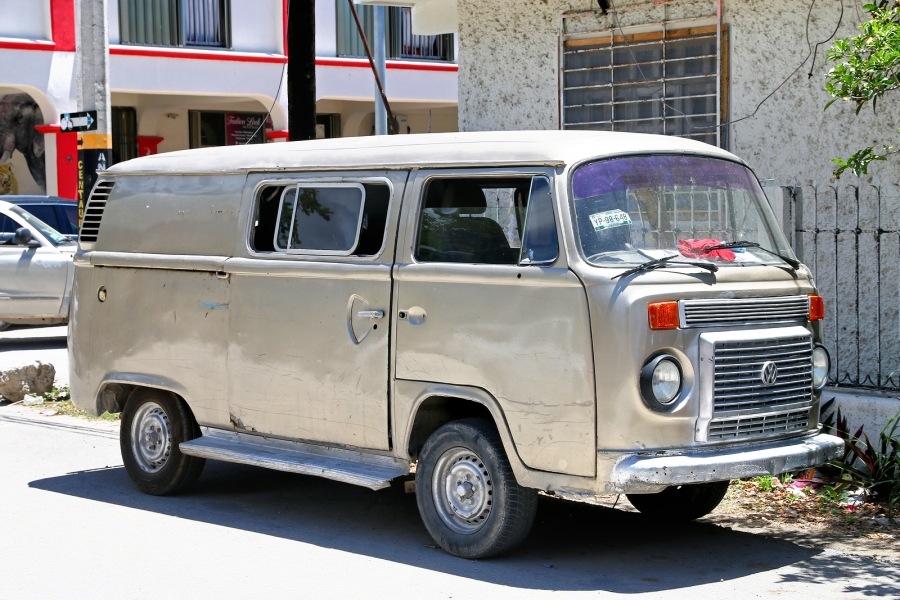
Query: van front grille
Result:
<box><xmin>700</xmin><ymin>329</ymin><xmax>815</xmax><ymax>442</ymax></box>
<box><xmin>681</xmin><ymin>296</ymin><xmax>809</xmax><ymax>328</ymax></box>
<box><xmin>79</xmin><ymin>180</ymin><xmax>114</xmax><ymax>243</ymax></box>
<box><xmin>708</xmin><ymin>409</ymin><xmax>811</xmax><ymax>441</ymax></box>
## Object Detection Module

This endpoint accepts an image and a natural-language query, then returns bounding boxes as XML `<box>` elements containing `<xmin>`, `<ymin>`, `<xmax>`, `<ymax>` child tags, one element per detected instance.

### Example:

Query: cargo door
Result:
<box><xmin>393</xmin><ymin>172</ymin><xmax>597</xmax><ymax>477</ymax></box>
<box><xmin>225</xmin><ymin>173</ymin><xmax>405</xmax><ymax>450</ymax></box>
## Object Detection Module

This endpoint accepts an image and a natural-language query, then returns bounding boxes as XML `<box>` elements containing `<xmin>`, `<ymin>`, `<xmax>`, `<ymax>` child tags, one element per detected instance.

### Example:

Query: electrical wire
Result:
<box><xmin>246</xmin><ymin>0</ymin><xmax>290</xmax><ymax>144</ymax></box>
<box><xmin>721</xmin><ymin>0</ymin><xmax>844</xmax><ymax>129</ymax></box>
<box><xmin>599</xmin><ymin>0</ymin><xmax>845</xmax><ymax>134</ymax></box>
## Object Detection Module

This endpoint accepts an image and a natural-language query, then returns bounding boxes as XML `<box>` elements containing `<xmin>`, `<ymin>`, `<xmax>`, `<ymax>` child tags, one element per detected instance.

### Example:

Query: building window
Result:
<box><xmin>111</xmin><ymin>107</ymin><xmax>137</xmax><ymax>165</ymax></box>
<box><xmin>336</xmin><ymin>2</ymin><xmax>454</xmax><ymax>62</ymax></box>
<box><xmin>561</xmin><ymin>24</ymin><xmax>727</xmax><ymax>147</ymax></box>
<box><xmin>189</xmin><ymin>111</ymin><xmax>269</xmax><ymax>148</ymax></box>
<box><xmin>119</xmin><ymin>0</ymin><xmax>230</xmax><ymax>48</ymax></box>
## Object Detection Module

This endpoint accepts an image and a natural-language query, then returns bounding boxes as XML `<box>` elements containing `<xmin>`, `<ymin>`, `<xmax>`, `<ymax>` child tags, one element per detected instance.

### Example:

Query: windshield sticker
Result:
<box><xmin>590</xmin><ymin>209</ymin><xmax>632</xmax><ymax>231</ymax></box>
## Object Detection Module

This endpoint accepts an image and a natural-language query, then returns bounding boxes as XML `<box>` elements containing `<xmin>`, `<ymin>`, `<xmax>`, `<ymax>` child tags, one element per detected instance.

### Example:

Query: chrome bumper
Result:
<box><xmin>608</xmin><ymin>433</ymin><xmax>845</xmax><ymax>493</ymax></box>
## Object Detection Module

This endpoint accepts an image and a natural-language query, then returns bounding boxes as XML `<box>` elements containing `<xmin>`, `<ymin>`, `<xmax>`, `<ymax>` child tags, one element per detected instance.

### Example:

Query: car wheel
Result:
<box><xmin>0</xmin><ymin>321</ymin><xmax>10</xmax><ymax>332</ymax></box>
<box><xmin>120</xmin><ymin>388</ymin><xmax>205</xmax><ymax>496</ymax></box>
<box><xmin>626</xmin><ymin>480</ymin><xmax>730</xmax><ymax>521</ymax></box>
<box><xmin>415</xmin><ymin>418</ymin><xmax>538</xmax><ymax>559</ymax></box>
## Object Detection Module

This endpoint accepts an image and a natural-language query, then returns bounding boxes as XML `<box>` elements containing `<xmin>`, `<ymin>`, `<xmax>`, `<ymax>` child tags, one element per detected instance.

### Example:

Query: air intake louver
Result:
<box><xmin>79</xmin><ymin>180</ymin><xmax>114</xmax><ymax>243</ymax></box>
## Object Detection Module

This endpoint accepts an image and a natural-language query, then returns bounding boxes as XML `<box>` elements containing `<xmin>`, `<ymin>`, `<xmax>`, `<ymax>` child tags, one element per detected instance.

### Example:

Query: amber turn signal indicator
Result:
<box><xmin>809</xmin><ymin>294</ymin><xmax>825</xmax><ymax>321</ymax></box>
<box><xmin>648</xmin><ymin>301</ymin><xmax>680</xmax><ymax>330</ymax></box>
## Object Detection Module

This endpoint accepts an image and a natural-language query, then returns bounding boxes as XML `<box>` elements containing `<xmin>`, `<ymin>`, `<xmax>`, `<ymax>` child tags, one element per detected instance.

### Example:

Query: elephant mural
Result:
<box><xmin>0</xmin><ymin>93</ymin><xmax>46</xmax><ymax>194</ymax></box>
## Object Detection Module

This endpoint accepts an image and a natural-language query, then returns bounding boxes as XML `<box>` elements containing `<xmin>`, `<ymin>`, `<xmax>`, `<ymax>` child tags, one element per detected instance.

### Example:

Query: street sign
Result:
<box><xmin>60</xmin><ymin>110</ymin><xmax>98</xmax><ymax>132</ymax></box>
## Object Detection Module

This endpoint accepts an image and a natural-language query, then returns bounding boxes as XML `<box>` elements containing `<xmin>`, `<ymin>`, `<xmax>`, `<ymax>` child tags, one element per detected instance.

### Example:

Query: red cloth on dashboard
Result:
<box><xmin>678</xmin><ymin>239</ymin><xmax>735</xmax><ymax>261</ymax></box>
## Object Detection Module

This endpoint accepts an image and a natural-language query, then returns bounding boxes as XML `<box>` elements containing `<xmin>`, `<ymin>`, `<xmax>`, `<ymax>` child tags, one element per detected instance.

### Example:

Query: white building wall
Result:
<box><xmin>230</xmin><ymin>1</ymin><xmax>283</xmax><ymax>54</ymax></box>
<box><xmin>0</xmin><ymin>0</ymin><xmax>52</xmax><ymax>40</ymax></box>
<box><xmin>316</xmin><ymin>0</ymin><xmax>339</xmax><ymax>57</ymax></box>
<box><xmin>457</xmin><ymin>0</ymin><xmax>900</xmax><ymax>188</ymax></box>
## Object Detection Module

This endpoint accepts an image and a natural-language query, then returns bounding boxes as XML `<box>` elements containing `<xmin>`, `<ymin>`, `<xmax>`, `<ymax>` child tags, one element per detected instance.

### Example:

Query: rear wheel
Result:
<box><xmin>626</xmin><ymin>480</ymin><xmax>730</xmax><ymax>521</ymax></box>
<box><xmin>415</xmin><ymin>418</ymin><xmax>537</xmax><ymax>559</ymax></box>
<box><xmin>0</xmin><ymin>322</ymin><xmax>10</xmax><ymax>332</ymax></box>
<box><xmin>120</xmin><ymin>389</ymin><xmax>205</xmax><ymax>495</ymax></box>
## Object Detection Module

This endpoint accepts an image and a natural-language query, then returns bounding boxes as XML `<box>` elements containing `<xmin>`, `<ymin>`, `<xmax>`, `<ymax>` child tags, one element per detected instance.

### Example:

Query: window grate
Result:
<box><xmin>561</xmin><ymin>24</ymin><xmax>726</xmax><ymax>147</ymax></box>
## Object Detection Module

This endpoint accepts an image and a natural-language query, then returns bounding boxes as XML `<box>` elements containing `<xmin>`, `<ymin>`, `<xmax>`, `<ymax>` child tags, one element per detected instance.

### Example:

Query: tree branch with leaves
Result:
<box><xmin>825</xmin><ymin>1</ymin><xmax>900</xmax><ymax>177</ymax></box>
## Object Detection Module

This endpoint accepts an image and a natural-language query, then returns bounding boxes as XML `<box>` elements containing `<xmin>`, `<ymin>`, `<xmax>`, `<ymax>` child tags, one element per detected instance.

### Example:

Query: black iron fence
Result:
<box><xmin>791</xmin><ymin>184</ymin><xmax>900</xmax><ymax>391</ymax></box>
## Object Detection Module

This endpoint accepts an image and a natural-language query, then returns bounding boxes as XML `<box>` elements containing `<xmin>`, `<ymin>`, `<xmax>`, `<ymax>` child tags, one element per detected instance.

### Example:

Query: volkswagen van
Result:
<box><xmin>69</xmin><ymin>131</ymin><xmax>843</xmax><ymax>558</ymax></box>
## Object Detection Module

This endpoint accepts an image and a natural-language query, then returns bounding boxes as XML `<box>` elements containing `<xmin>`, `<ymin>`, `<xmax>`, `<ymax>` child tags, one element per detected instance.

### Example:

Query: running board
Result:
<box><xmin>179</xmin><ymin>428</ymin><xmax>410</xmax><ymax>490</ymax></box>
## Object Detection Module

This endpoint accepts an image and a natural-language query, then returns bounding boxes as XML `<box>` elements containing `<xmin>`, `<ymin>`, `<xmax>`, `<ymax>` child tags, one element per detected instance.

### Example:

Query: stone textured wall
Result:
<box><xmin>457</xmin><ymin>0</ymin><xmax>900</xmax><ymax>187</ymax></box>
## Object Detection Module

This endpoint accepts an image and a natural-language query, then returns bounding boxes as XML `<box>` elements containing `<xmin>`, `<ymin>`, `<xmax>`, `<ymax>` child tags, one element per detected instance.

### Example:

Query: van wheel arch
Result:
<box><xmin>406</xmin><ymin>395</ymin><xmax>495</xmax><ymax>461</ymax></box>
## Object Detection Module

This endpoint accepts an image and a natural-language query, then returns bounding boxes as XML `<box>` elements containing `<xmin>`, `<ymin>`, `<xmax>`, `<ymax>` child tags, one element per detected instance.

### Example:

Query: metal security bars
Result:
<box><xmin>792</xmin><ymin>184</ymin><xmax>900</xmax><ymax>391</ymax></box>
<box><xmin>119</xmin><ymin>0</ymin><xmax>230</xmax><ymax>48</ymax></box>
<box><xmin>562</xmin><ymin>25</ymin><xmax>726</xmax><ymax>147</ymax></box>
<box><xmin>336</xmin><ymin>2</ymin><xmax>454</xmax><ymax>62</ymax></box>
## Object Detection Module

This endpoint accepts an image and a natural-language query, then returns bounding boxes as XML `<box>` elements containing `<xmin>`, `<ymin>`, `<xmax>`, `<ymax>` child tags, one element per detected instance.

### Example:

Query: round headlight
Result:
<box><xmin>812</xmin><ymin>345</ymin><xmax>830</xmax><ymax>390</ymax></box>
<box><xmin>640</xmin><ymin>355</ymin><xmax>683</xmax><ymax>409</ymax></box>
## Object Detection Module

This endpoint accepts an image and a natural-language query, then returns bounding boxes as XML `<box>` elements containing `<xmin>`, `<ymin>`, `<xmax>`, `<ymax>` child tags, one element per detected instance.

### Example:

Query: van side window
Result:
<box><xmin>252</xmin><ymin>182</ymin><xmax>390</xmax><ymax>257</ymax></box>
<box><xmin>520</xmin><ymin>176</ymin><xmax>558</xmax><ymax>264</ymax></box>
<box><xmin>416</xmin><ymin>177</ymin><xmax>533</xmax><ymax>264</ymax></box>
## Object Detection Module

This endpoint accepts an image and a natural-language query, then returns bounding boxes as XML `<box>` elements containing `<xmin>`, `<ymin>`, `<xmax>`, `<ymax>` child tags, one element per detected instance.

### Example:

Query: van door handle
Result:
<box><xmin>357</xmin><ymin>310</ymin><xmax>384</xmax><ymax>319</ymax></box>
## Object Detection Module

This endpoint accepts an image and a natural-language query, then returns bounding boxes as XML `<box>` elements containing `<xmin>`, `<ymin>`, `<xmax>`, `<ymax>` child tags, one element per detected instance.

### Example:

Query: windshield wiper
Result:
<box><xmin>612</xmin><ymin>253</ymin><xmax>718</xmax><ymax>279</ymax></box>
<box><xmin>702</xmin><ymin>241</ymin><xmax>800</xmax><ymax>269</ymax></box>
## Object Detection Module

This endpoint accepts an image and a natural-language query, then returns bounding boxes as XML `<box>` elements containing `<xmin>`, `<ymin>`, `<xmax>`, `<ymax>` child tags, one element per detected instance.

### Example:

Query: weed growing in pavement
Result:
<box><xmin>40</xmin><ymin>385</ymin><xmax>119</xmax><ymax>422</ymax></box>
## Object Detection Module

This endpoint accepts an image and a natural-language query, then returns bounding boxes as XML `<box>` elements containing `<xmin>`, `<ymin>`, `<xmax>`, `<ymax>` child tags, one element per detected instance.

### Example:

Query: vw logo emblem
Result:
<box><xmin>760</xmin><ymin>361</ymin><xmax>779</xmax><ymax>386</ymax></box>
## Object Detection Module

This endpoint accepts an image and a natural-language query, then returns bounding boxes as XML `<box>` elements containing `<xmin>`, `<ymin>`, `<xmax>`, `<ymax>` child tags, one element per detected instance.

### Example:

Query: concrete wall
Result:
<box><xmin>456</xmin><ymin>0</ymin><xmax>900</xmax><ymax>189</ymax></box>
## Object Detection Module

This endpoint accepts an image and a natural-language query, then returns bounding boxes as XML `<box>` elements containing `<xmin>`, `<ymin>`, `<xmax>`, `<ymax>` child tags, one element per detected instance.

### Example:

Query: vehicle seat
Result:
<box><xmin>419</xmin><ymin>180</ymin><xmax>517</xmax><ymax>264</ymax></box>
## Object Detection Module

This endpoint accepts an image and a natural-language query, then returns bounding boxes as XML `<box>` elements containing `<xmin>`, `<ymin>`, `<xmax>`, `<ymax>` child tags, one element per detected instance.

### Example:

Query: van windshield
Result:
<box><xmin>571</xmin><ymin>154</ymin><xmax>796</xmax><ymax>269</ymax></box>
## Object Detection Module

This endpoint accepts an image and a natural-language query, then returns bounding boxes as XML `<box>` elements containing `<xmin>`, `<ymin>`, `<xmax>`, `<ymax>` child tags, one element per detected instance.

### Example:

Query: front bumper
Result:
<box><xmin>608</xmin><ymin>432</ymin><xmax>844</xmax><ymax>493</ymax></box>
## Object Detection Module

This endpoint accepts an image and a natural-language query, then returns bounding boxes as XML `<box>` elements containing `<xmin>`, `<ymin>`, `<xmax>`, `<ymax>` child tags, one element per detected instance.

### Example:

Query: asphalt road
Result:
<box><xmin>0</xmin><ymin>327</ymin><xmax>897</xmax><ymax>598</ymax></box>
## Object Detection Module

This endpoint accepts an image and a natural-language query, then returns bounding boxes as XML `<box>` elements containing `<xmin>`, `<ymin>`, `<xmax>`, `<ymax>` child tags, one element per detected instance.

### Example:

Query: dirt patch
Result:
<box><xmin>705</xmin><ymin>478</ymin><xmax>899</xmax><ymax>562</ymax></box>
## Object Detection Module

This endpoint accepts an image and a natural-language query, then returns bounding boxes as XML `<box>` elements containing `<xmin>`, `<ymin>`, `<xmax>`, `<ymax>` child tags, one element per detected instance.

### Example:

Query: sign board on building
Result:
<box><xmin>60</xmin><ymin>110</ymin><xmax>98</xmax><ymax>132</ymax></box>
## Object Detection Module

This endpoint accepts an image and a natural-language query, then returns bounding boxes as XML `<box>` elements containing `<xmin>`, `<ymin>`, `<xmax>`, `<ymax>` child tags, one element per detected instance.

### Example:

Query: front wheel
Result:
<box><xmin>626</xmin><ymin>480</ymin><xmax>730</xmax><ymax>521</ymax></box>
<box><xmin>415</xmin><ymin>418</ymin><xmax>538</xmax><ymax>559</ymax></box>
<box><xmin>120</xmin><ymin>389</ymin><xmax>205</xmax><ymax>496</ymax></box>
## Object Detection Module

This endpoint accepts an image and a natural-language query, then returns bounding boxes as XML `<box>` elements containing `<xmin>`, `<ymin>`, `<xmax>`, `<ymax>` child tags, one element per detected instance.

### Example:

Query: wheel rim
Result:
<box><xmin>432</xmin><ymin>447</ymin><xmax>493</xmax><ymax>534</ymax></box>
<box><xmin>130</xmin><ymin>401</ymin><xmax>173</xmax><ymax>473</ymax></box>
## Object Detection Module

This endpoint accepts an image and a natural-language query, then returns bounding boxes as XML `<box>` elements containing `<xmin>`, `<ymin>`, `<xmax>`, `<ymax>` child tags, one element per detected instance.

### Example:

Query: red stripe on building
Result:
<box><xmin>50</xmin><ymin>0</ymin><xmax>76</xmax><ymax>52</ymax></box>
<box><xmin>315</xmin><ymin>57</ymin><xmax>459</xmax><ymax>73</ymax></box>
<box><xmin>110</xmin><ymin>45</ymin><xmax>288</xmax><ymax>64</ymax></box>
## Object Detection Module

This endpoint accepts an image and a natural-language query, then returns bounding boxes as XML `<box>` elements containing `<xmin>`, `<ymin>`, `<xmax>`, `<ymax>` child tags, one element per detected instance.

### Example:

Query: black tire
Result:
<box><xmin>415</xmin><ymin>418</ymin><xmax>538</xmax><ymax>559</ymax></box>
<box><xmin>626</xmin><ymin>480</ymin><xmax>730</xmax><ymax>521</ymax></box>
<box><xmin>120</xmin><ymin>388</ymin><xmax>205</xmax><ymax>496</ymax></box>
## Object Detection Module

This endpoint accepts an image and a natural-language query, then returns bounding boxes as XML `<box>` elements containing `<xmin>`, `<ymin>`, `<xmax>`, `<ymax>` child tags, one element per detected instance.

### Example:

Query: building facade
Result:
<box><xmin>0</xmin><ymin>0</ymin><xmax>458</xmax><ymax>198</ymax></box>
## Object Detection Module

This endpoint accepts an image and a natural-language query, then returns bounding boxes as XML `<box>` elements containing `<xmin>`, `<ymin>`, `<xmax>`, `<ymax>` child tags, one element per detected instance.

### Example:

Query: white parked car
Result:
<box><xmin>0</xmin><ymin>199</ymin><xmax>75</xmax><ymax>330</ymax></box>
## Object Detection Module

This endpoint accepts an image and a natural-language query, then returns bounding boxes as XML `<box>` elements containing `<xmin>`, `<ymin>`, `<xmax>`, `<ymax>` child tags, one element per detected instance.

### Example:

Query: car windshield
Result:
<box><xmin>571</xmin><ymin>154</ymin><xmax>796</xmax><ymax>269</ymax></box>
<box><xmin>11</xmin><ymin>206</ymin><xmax>73</xmax><ymax>247</ymax></box>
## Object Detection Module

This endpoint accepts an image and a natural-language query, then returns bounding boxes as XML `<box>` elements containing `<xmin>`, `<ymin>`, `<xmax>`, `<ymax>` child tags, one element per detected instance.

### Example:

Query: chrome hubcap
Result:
<box><xmin>130</xmin><ymin>402</ymin><xmax>172</xmax><ymax>473</ymax></box>
<box><xmin>432</xmin><ymin>448</ymin><xmax>493</xmax><ymax>534</ymax></box>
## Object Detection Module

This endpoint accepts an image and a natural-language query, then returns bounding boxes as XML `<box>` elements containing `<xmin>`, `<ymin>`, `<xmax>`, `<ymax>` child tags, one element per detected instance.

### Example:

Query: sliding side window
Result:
<box><xmin>252</xmin><ymin>182</ymin><xmax>390</xmax><ymax>256</ymax></box>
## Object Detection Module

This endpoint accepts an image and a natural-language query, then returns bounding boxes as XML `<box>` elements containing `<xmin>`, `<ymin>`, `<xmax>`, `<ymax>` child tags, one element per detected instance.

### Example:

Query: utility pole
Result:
<box><xmin>288</xmin><ymin>0</ymin><xmax>317</xmax><ymax>141</ymax></box>
<box><xmin>75</xmin><ymin>0</ymin><xmax>112</xmax><ymax>221</ymax></box>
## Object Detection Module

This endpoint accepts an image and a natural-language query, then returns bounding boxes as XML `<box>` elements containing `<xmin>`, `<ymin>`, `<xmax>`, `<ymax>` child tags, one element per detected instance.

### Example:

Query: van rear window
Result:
<box><xmin>252</xmin><ymin>182</ymin><xmax>390</xmax><ymax>257</ymax></box>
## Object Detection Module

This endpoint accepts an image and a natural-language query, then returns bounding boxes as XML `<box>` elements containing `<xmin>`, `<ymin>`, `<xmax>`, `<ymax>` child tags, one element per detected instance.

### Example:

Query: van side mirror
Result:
<box><xmin>14</xmin><ymin>227</ymin><xmax>40</xmax><ymax>248</ymax></box>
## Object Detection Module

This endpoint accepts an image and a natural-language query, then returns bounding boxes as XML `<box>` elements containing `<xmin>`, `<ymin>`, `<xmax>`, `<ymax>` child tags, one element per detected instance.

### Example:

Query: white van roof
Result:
<box><xmin>107</xmin><ymin>130</ymin><xmax>744</xmax><ymax>175</ymax></box>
